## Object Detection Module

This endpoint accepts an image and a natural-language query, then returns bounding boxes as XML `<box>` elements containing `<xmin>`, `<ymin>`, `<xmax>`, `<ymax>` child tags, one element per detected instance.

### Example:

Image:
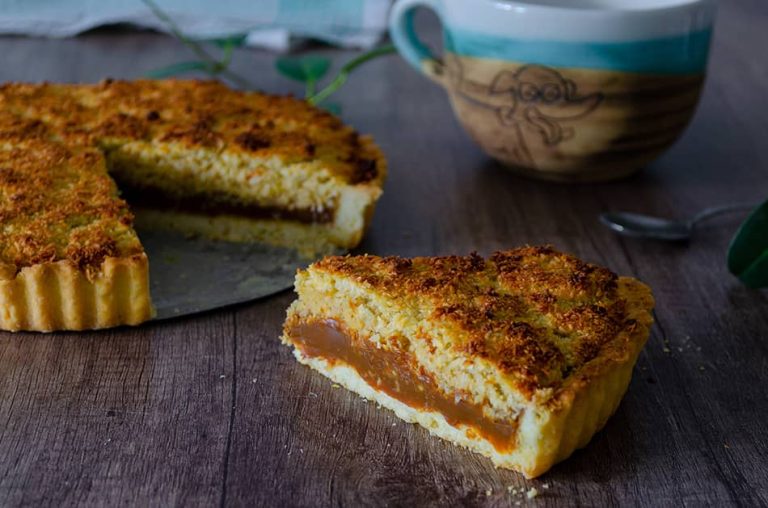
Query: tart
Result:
<box><xmin>281</xmin><ymin>247</ymin><xmax>654</xmax><ymax>477</ymax></box>
<box><xmin>0</xmin><ymin>79</ymin><xmax>385</xmax><ymax>332</ymax></box>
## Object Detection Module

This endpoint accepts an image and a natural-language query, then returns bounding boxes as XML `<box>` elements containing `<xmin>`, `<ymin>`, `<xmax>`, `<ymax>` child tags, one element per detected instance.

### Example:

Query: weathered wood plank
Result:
<box><xmin>0</xmin><ymin>316</ymin><xmax>236</xmax><ymax>506</ymax></box>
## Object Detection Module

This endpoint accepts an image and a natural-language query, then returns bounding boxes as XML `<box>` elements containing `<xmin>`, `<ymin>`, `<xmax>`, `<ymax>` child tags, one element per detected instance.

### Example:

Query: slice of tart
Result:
<box><xmin>0</xmin><ymin>79</ymin><xmax>385</xmax><ymax>331</ymax></box>
<box><xmin>281</xmin><ymin>247</ymin><xmax>654</xmax><ymax>477</ymax></box>
<box><xmin>0</xmin><ymin>136</ymin><xmax>152</xmax><ymax>332</ymax></box>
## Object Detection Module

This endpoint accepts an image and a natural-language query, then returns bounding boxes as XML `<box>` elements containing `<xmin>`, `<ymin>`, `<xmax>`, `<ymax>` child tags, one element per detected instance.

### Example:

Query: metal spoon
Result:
<box><xmin>600</xmin><ymin>203</ymin><xmax>758</xmax><ymax>241</ymax></box>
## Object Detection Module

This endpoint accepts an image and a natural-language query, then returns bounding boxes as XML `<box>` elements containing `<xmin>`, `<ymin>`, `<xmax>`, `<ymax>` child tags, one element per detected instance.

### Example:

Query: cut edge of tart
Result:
<box><xmin>0</xmin><ymin>138</ymin><xmax>154</xmax><ymax>332</ymax></box>
<box><xmin>281</xmin><ymin>247</ymin><xmax>655</xmax><ymax>477</ymax></box>
<box><xmin>106</xmin><ymin>132</ymin><xmax>386</xmax><ymax>258</ymax></box>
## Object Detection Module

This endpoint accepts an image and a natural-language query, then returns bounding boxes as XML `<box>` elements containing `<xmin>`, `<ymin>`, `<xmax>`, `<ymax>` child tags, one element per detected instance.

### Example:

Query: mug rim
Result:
<box><xmin>436</xmin><ymin>0</ymin><xmax>716</xmax><ymax>45</ymax></box>
<box><xmin>486</xmin><ymin>0</ymin><xmax>714</xmax><ymax>14</ymax></box>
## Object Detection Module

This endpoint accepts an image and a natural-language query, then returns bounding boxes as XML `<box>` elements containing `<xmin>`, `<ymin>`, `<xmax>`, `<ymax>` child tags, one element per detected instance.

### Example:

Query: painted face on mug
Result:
<box><xmin>443</xmin><ymin>56</ymin><xmax>605</xmax><ymax>167</ymax></box>
<box><xmin>489</xmin><ymin>65</ymin><xmax>603</xmax><ymax>146</ymax></box>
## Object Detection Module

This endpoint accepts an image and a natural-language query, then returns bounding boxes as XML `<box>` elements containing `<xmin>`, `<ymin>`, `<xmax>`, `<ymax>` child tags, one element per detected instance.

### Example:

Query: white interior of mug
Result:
<box><xmin>494</xmin><ymin>0</ymin><xmax>706</xmax><ymax>10</ymax></box>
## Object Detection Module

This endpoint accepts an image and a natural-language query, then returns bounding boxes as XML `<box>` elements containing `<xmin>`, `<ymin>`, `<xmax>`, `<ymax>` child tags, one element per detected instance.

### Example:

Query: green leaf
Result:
<box><xmin>145</xmin><ymin>60</ymin><xmax>212</xmax><ymax>79</ymax></box>
<box><xmin>275</xmin><ymin>56</ymin><xmax>331</xmax><ymax>84</ymax></box>
<box><xmin>209</xmin><ymin>34</ymin><xmax>248</xmax><ymax>49</ymax></box>
<box><xmin>727</xmin><ymin>199</ymin><xmax>768</xmax><ymax>288</ymax></box>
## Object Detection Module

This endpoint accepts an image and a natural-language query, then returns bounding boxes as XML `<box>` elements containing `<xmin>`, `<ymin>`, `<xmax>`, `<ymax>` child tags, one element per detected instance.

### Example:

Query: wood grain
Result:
<box><xmin>1</xmin><ymin>0</ymin><xmax>767</xmax><ymax>505</ymax></box>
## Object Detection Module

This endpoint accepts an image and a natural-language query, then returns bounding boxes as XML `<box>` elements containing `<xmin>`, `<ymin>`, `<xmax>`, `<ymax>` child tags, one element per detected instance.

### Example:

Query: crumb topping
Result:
<box><xmin>0</xmin><ymin>79</ymin><xmax>383</xmax><ymax>185</ymax></box>
<box><xmin>0</xmin><ymin>138</ymin><xmax>142</xmax><ymax>274</ymax></box>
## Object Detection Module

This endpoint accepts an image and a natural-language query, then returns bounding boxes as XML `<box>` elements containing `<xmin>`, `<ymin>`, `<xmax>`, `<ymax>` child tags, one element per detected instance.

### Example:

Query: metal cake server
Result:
<box><xmin>138</xmin><ymin>229</ymin><xmax>340</xmax><ymax>321</ymax></box>
<box><xmin>599</xmin><ymin>203</ymin><xmax>758</xmax><ymax>241</ymax></box>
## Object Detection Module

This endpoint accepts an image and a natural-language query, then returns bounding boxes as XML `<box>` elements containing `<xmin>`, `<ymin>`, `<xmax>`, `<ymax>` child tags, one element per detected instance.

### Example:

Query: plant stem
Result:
<box><xmin>141</xmin><ymin>0</ymin><xmax>255</xmax><ymax>89</ymax></box>
<box><xmin>218</xmin><ymin>42</ymin><xmax>234</xmax><ymax>70</ymax></box>
<box><xmin>142</xmin><ymin>0</ymin><xmax>217</xmax><ymax>64</ymax></box>
<box><xmin>214</xmin><ymin>42</ymin><xmax>255</xmax><ymax>89</ymax></box>
<box><xmin>308</xmin><ymin>44</ymin><xmax>396</xmax><ymax>105</ymax></box>
<box><xmin>306</xmin><ymin>79</ymin><xmax>317</xmax><ymax>98</ymax></box>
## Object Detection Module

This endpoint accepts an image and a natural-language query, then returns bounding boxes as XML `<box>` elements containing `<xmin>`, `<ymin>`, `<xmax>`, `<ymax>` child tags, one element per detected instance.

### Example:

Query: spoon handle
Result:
<box><xmin>691</xmin><ymin>203</ymin><xmax>760</xmax><ymax>226</ymax></box>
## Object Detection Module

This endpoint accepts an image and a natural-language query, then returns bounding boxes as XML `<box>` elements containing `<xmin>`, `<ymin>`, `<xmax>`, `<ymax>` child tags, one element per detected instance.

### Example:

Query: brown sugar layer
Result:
<box><xmin>287</xmin><ymin>318</ymin><xmax>519</xmax><ymax>452</ymax></box>
<box><xmin>118</xmin><ymin>185</ymin><xmax>335</xmax><ymax>224</ymax></box>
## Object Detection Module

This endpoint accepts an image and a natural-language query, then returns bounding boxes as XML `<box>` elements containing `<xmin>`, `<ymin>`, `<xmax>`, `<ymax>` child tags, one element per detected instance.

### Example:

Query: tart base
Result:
<box><xmin>0</xmin><ymin>254</ymin><xmax>153</xmax><ymax>332</ymax></box>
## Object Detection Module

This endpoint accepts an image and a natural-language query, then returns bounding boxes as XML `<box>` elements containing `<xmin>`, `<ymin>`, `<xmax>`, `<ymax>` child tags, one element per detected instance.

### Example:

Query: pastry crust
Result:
<box><xmin>0</xmin><ymin>254</ymin><xmax>152</xmax><ymax>332</ymax></box>
<box><xmin>282</xmin><ymin>247</ymin><xmax>654</xmax><ymax>477</ymax></box>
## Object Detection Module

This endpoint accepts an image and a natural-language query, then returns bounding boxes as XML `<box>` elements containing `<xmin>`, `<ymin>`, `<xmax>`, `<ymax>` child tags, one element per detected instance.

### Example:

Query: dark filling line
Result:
<box><xmin>288</xmin><ymin>319</ymin><xmax>519</xmax><ymax>452</ymax></box>
<box><xmin>118</xmin><ymin>184</ymin><xmax>335</xmax><ymax>224</ymax></box>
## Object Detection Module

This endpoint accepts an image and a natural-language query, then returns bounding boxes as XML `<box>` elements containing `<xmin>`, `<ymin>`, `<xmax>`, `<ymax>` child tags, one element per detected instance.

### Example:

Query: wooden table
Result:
<box><xmin>1</xmin><ymin>1</ymin><xmax>767</xmax><ymax>505</ymax></box>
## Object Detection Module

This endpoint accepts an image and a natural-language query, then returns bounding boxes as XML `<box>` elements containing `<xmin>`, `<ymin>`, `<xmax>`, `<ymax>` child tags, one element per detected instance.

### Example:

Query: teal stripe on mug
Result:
<box><xmin>445</xmin><ymin>29</ymin><xmax>712</xmax><ymax>74</ymax></box>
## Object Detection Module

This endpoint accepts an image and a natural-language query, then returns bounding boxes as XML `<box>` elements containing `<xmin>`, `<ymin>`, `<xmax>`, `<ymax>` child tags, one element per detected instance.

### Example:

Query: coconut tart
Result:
<box><xmin>282</xmin><ymin>246</ymin><xmax>654</xmax><ymax>477</ymax></box>
<box><xmin>0</xmin><ymin>79</ymin><xmax>385</xmax><ymax>332</ymax></box>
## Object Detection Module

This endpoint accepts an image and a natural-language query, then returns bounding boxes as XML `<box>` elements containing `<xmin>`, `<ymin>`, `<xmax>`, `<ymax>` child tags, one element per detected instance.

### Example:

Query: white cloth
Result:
<box><xmin>0</xmin><ymin>0</ymin><xmax>392</xmax><ymax>51</ymax></box>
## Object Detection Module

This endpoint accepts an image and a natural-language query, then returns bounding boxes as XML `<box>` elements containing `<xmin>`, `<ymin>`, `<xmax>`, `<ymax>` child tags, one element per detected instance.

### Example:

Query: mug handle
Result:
<box><xmin>388</xmin><ymin>0</ymin><xmax>447</xmax><ymax>85</ymax></box>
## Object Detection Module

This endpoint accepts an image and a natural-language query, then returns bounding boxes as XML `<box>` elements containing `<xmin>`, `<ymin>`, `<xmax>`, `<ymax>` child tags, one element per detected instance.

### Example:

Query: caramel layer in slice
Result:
<box><xmin>287</xmin><ymin>319</ymin><xmax>519</xmax><ymax>452</ymax></box>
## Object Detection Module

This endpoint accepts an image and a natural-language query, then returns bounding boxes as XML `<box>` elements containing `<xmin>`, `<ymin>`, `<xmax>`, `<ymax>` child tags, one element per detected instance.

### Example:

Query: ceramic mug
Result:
<box><xmin>389</xmin><ymin>0</ymin><xmax>717</xmax><ymax>182</ymax></box>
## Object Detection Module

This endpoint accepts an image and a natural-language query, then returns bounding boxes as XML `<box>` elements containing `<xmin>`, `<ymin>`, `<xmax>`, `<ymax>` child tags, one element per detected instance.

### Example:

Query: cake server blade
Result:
<box><xmin>138</xmin><ymin>229</ymin><xmax>336</xmax><ymax>321</ymax></box>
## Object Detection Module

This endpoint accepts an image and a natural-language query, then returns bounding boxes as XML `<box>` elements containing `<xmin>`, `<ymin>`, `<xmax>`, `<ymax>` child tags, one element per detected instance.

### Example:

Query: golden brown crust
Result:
<box><xmin>0</xmin><ymin>79</ymin><xmax>385</xmax><ymax>188</ymax></box>
<box><xmin>307</xmin><ymin>246</ymin><xmax>653</xmax><ymax>399</ymax></box>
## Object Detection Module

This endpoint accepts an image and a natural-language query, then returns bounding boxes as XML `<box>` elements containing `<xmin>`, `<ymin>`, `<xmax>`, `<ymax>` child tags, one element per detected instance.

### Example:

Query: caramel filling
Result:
<box><xmin>288</xmin><ymin>319</ymin><xmax>518</xmax><ymax>452</ymax></box>
<box><xmin>119</xmin><ymin>185</ymin><xmax>335</xmax><ymax>224</ymax></box>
